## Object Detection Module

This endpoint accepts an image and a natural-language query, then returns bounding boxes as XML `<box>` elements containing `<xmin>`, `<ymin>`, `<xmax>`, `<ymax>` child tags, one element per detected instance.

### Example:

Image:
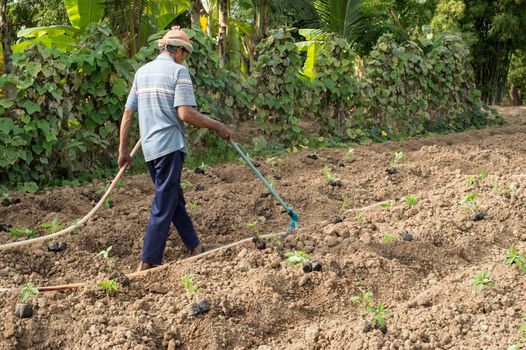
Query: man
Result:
<box><xmin>118</xmin><ymin>26</ymin><xmax>231</xmax><ymax>272</ymax></box>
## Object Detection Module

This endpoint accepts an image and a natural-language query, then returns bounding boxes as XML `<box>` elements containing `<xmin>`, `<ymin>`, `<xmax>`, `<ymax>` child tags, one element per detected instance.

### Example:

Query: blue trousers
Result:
<box><xmin>142</xmin><ymin>151</ymin><xmax>199</xmax><ymax>265</ymax></box>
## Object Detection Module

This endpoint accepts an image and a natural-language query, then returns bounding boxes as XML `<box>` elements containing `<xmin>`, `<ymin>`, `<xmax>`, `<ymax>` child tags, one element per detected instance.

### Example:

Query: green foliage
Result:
<box><xmin>321</xmin><ymin>165</ymin><xmax>336</xmax><ymax>182</ymax></box>
<box><xmin>306</xmin><ymin>35</ymin><xmax>361</xmax><ymax>140</ymax></box>
<box><xmin>339</xmin><ymin>195</ymin><xmax>351</xmax><ymax>215</ymax></box>
<box><xmin>284</xmin><ymin>251</ymin><xmax>311</xmax><ymax>266</ymax></box>
<box><xmin>0</xmin><ymin>26</ymin><xmax>135</xmax><ymax>188</ymax></box>
<box><xmin>251</xmin><ymin>28</ymin><xmax>306</xmax><ymax>145</ymax></box>
<box><xmin>382</xmin><ymin>232</ymin><xmax>398</xmax><ymax>244</ymax></box>
<box><xmin>405</xmin><ymin>195</ymin><xmax>418</xmax><ymax>207</ymax></box>
<box><xmin>459</xmin><ymin>193</ymin><xmax>480</xmax><ymax>213</ymax></box>
<box><xmin>97</xmin><ymin>279</ymin><xmax>119</xmax><ymax>296</ymax></box>
<box><xmin>361</xmin><ymin>32</ymin><xmax>503</xmax><ymax>137</ymax></box>
<box><xmin>181</xmin><ymin>274</ymin><xmax>200</xmax><ymax>303</ymax></box>
<box><xmin>391</xmin><ymin>151</ymin><xmax>404</xmax><ymax>168</ymax></box>
<box><xmin>503</xmin><ymin>247</ymin><xmax>526</xmax><ymax>273</ymax></box>
<box><xmin>469</xmin><ymin>270</ymin><xmax>494</xmax><ymax>293</ymax></box>
<box><xmin>8</xmin><ymin>227</ymin><xmax>37</xmax><ymax>239</ymax></box>
<box><xmin>40</xmin><ymin>217</ymin><xmax>64</xmax><ymax>234</ymax></box>
<box><xmin>98</xmin><ymin>245</ymin><xmax>115</xmax><ymax>268</ymax></box>
<box><xmin>19</xmin><ymin>283</ymin><xmax>39</xmax><ymax>303</ymax></box>
<box><xmin>351</xmin><ymin>289</ymin><xmax>392</xmax><ymax>328</ymax></box>
<box><xmin>350</xmin><ymin>288</ymin><xmax>374</xmax><ymax>317</ymax></box>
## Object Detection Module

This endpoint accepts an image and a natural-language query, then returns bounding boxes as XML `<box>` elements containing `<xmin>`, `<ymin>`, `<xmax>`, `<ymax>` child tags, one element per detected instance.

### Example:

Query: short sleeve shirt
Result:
<box><xmin>125</xmin><ymin>54</ymin><xmax>197</xmax><ymax>162</ymax></box>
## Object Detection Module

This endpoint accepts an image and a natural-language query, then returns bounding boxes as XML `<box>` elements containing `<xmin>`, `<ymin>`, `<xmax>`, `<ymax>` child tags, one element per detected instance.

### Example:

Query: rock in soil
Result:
<box><xmin>252</xmin><ymin>236</ymin><xmax>266</xmax><ymax>250</ymax></box>
<box><xmin>195</xmin><ymin>183</ymin><xmax>205</xmax><ymax>191</ymax></box>
<box><xmin>472</xmin><ymin>212</ymin><xmax>486</xmax><ymax>221</ymax></box>
<box><xmin>331</xmin><ymin>216</ymin><xmax>343</xmax><ymax>224</ymax></box>
<box><xmin>329</xmin><ymin>179</ymin><xmax>342</xmax><ymax>187</ymax></box>
<box><xmin>48</xmin><ymin>241</ymin><xmax>67</xmax><ymax>253</ymax></box>
<box><xmin>194</xmin><ymin>167</ymin><xmax>206</xmax><ymax>175</ymax></box>
<box><xmin>311</xmin><ymin>261</ymin><xmax>322</xmax><ymax>272</ymax></box>
<box><xmin>14</xmin><ymin>303</ymin><xmax>33</xmax><ymax>318</ymax></box>
<box><xmin>108</xmin><ymin>270</ymin><xmax>131</xmax><ymax>287</ymax></box>
<box><xmin>307</xmin><ymin>154</ymin><xmax>319</xmax><ymax>160</ymax></box>
<box><xmin>402</xmin><ymin>231</ymin><xmax>413</xmax><ymax>241</ymax></box>
<box><xmin>188</xmin><ymin>299</ymin><xmax>211</xmax><ymax>316</ymax></box>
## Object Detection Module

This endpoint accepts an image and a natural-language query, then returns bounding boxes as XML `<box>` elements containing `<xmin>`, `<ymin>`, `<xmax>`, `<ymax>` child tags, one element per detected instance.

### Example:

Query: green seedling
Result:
<box><xmin>343</xmin><ymin>147</ymin><xmax>355</xmax><ymax>160</ymax></box>
<box><xmin>199</xmin><ymin>162</ymin><xmax>210</xmax><ymax>171</ymax></box>
<box><xmin>508</xmin><ymin>315</ymin><xmax>526</xmax><ymax>350</ymax></box>
<box><xmin>98</xmin><ymin>245</ymin><xmax>115</xmax><ymax>268</ymax></box>
<box><xmin>382</xmin><ymin>233</ymin><xmax>398</xmax><ymax>244</ymax></box>
<box><xmin>284</xmin><ymin>251</ymin><xmax>310</xmax><ymax>267</ymax></box>
<box><xmin>321</xmin><ymin>165</ymin><xmax>336</xmax><ymax>182</ymax></box>
<box><xmin>379</xmin><ymin>200</ymin><xmax>393</xmax><ymax>209</ymax></box>
<box><xmin>339</xmin><ymin>195</ymin><xmax>351</xmax><ymax>215</ymax></box>
<box><xmin>351</xmin><ymin>290</ymin><xmax>392</xmax><ymax>329</ymax></box>
<box><xmin>507</xmin><ymin>183</ymin><xmax>518</xmax><ymax>196</ymax></box>
<box><xmin>355</xmin><ymin>215</ymin><xmax>365</xmax><ymax>224</ymax></box>
<box><xmin>477</xmin><ymin>170</ymin><xmax>488</xmax><ymax>181</ymax></box>
<box><xmin>246</xmin><ymin>219</ymin><xmax>259</xmax><ymax>232</ymax></box>
<box><xmin>459</xmin><ymin>193</ymin><xmax>480</xmax><ymax>213</ymax></box>
<box><xmin>503</xmin><ymin>247</ymin><xmax>526</xmax><ymax>272</ymax></box>
<box><xmin>181</xmin><ymin>179</ymin><xmax>192</xmax><ymax>190</ymax></box>
<box><xmin>187</xmin><ymin>202</ymin><xmax>200</xmax><ymax>210</ymax></box>
<box><xmin>96</xmin><ymin>184</ymin><xmax>113</xmax><ymax>209</ymax></box>
<box><xmin>97</xmin><ymin>279</ymin><xmax>119</xmax><ymax>296</ymax></box>
<box><xmin>8</xmin><ymin>227</ymin><xmax>37</xmax><ymax>239</ymax></box>
<box><xmin>368</xmin><ymin>300</ymin><xmax>393</xmax><ymax>329</ymax></box>
<box><xmin>466</xmin><ymin>176</ymin><xmax>476</xmax><ymax>186</ymax></box>
<box><xmin>272</xmin><ymin>235</ymin><xmax>283</xmax><ymax>249</ymax></box>
<box><xmin>71</xmin><ymin>219</ymin><xmax>82</xmax><ymax>234</ymax></box>
<box><xmin>405</xmin><ymin>195</ymin><xmax>418</xmax><ymax>207</ymax></box>
<box><xmin>41</xmin><ymin>217</ymin><xmax>64</xmax><ymax>235</ymax></box>
<box><xmin>181</xmin><ymin>274</ymin><xmax>200</xmax><ymax>303</ymax></box>
<box><xmin>19</xmin><ymin>283</ymin><xmax>39</xmax><ymax>303</ymax></box>
<box><xmin>469</xmin><ymin>270</ymin><xmax>494</xmax><ymax>293</ymax></box>
<box><xmin>116</xmin><ymin>179</ymin><xmax>126</xmax><ymax>189</ymax></box>
<box><xmin>264</xmin><ymin>178</ymin><xmax>276</xmax><ymax>193</ymax></box>
<box><xmin>351</xmin><ymin>289</ymin><xmax>374</xmax><ymax>318</ymax></box>
<box><xmin>492</xmin><ymin>183</ymin><xmax>502</xmax><ymax>193</ymax></box>
<box><xmin>265</xmin><ymin>156</ymin><xmax>282</xmax><ymax>167</ymax></box>
<box><xmin>390</xmin><ymin>151</ymin><xmax>404</xmax><ymax>168</ymax></box>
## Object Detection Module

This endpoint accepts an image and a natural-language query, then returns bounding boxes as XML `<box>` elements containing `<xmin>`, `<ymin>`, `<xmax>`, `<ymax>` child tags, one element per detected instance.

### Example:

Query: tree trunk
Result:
<box><xmin>217</xmin><ymin>0</ymin><xmax>229</xmax><ymax>67</ymax></box>
<box><xmin>251</xmin><ymin>0</ymin><xmax>269</xmax><ymax>48</ymax></box>
<box><xmin>0</xmin><ymin>0</ymin><xmax>13</xmax><ymax>74</ymax></box>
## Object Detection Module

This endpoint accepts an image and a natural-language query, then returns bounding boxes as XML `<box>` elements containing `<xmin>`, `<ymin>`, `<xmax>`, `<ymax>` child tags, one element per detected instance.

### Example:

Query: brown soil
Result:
<box><xmin>1</xmin><ymin>106</ymin><xmax>526</xmax><ymax>350</ymax></box>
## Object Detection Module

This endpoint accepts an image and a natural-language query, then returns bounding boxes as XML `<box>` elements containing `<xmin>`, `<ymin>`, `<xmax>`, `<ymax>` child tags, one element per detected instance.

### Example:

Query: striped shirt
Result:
<box><xmin>125</xmin><ymin>54</ymin><xmax>197</xmax><ymax>162</ymax></box>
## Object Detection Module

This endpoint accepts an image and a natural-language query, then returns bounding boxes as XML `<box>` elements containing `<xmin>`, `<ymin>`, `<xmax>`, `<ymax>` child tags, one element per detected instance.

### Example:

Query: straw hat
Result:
<box><xmin>158</xmin><ymin>26</ymin><xmax>193</xmax><ymax>54</ymax></box>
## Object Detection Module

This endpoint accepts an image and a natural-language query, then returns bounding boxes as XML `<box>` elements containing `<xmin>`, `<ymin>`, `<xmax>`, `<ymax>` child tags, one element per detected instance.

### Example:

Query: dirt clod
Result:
<box><xmin>14</xmin><ymin>303</ymin><xmax>33</xmax><ymax>318</ymax></box>
<box><xmin>48</xmin><ymin>241</ymin><xmax>67</xmax><ymax>253</ymax></box>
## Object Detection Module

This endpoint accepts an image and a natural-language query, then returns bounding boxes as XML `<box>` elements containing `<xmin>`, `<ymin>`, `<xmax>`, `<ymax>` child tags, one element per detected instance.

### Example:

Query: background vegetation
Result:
<box><xmin>0</xmin><ymin>0</ymin><xmax>523</xmax><ymax>191</ymax></box>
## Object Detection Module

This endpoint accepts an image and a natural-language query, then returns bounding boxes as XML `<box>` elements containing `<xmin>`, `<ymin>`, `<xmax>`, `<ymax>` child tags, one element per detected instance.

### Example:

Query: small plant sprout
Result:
<box><xmin>405</xmin><ymin>195</ymin><xmax>418</xmax><ymax>207</ymax></box>
<box><xmin>180</xmin><ymin>179</ymin><xmax>192</xmax><ymax>190</ymax></box>
<box><xmin>246</xmin><ymin>219</ymin><xmax>258</xmax><ymax>231</ymax></box>
<box><xmin>181</xmin><ymin>274</ymin><xmax>200</xmax><ymax>303</ymax></box>
<box><xmin>116</xmin><ymin>179</ymin><xmax>126</xmax><ymax>189</ymax></box>
<box><xmin>469</xmin><ymin>270</ymin><xmax>494</xmax><ymax>293</ymax></box>
<box><xmin>97</xmin><ymin>184</ymin><xmax>113</xmax><ymax>209</ymax></box>
<box><xmin>382</xmin><ymin>233</ymin><xmax>397</xmax><ymax>244</ymax></box>
<box><xmin>19</xmin><ymin>283</ymin><xmax>39</xmax><ymax>303</ymax></box>
<box><xmin>503</xmin><ymin>247</ymin><xmax>526</xmax><ymax>272</ymax></box>
<box><xmin>351</xmin><ymin>289</ymin><xmax>374</xmax><ymax>318</ymax></box>
<box><xmin>272</xmin><ymin>234</ymin><xmax>283</xmax><ymax>249</ymax></box>
<box><xmin>8</xmin><ymin>226</ymin><xmax>37</xmax><ymax>239</ymax></box>
<box><xmin>507</xmin><ymin>183</ymin><xmax>518</xmax><ymax>196</ymax></box>
<box><xmin>379</xmin><ymin>200</ymin><xmax>393</xmax><ymax>209</ymax></box>
<box><xmin>466</xmin><ymin>176</ymin><xmax>476</xmax><ymax>186</ymax></box>
<box><xmin>459</xmin><ymin>193</ymin><xmax>480</xmax><ymax>213</ymax></box>
<box><xmin>339</xmin><ymin>195</ymin><xmax>351</xmax><ymax>215</ymax></box>
<box><xmin>508</xmin><ymin>315</ymin><xmax>526</xmax><ymax>350</ymax></box>
<box><xmin>284</xmin><ymin>251</ymin><xmax>311</xmax><ymax>267</ymax></box>
<box><xmin>368</xmin><ymin>300</ymin><xmax>393</xmax><ymax>329</ymax></box>
<box><xmin>390</xmin><ymin>151</ymin><xmax>404</xmax><ymax>168</ymax></box>
<box><xmin>477</xmin><ymin>170</ymin><xmax>488</xmax><ymax>181</ymax></box>
<box><xmin>199</xmin><ymin>162</ymin><xmax>210</xmax><ymax>171</ymax></box>
<box><xmin>41</xmin><ymin>217</ymin><xmax>64</xmax><ymax>234</ymax></box>
<box><xmin>98</xmin><ymin>245</ymin><xmax>115</xmax><ymax>268</ymax></box>
<box><xmin>343</xmin><ymin>147</ymin><xmax>355</xmax><ymax>160</ymax></box>
<box><xmin>97</xmin><ymin>279</ymin><xmax>119</xmax><ymax>296</ymax></box>
<box><xmin>351</xmin><ymin>290</ymin><xmax>393</xmax><ymax>330</ymax></box>
<box><xmin>265</xmin><ymin>156</ymin><xmax>282</xmax><ymax>167</ymax></box>
<box><xmin>355</xmin><ymin>215</ymin><xmax>365</xmax><ymax>224</ymax></box>
<box><xmin>321</xmin><ymin>165</ymin><xmax>336</xmax><ymax>182</ymax></box>
<box><xmin>264</xmin><ymin>178</ymin><xmax>276</xmax><ymax>193</ymax></box>
<box><xmin>188</xmin><ymin>202</ymin><xmax>200</xmax><ymax>210</ymax></box>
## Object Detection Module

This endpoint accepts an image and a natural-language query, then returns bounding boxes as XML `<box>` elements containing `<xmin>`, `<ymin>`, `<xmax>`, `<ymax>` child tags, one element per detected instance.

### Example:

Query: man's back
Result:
<box><xmin>125</xmin><ymin>54</ymin><xmax>196</xmax><ymax>162</ymax></box>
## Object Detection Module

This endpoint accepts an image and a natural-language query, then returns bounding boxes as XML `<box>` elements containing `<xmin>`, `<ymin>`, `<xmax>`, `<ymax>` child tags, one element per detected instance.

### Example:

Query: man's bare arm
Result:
<box><xmin>178</xmin><ymin>106</ymin><xmax>231</xmax><ymax>141</ymax></box>
<box><xmin>118</xmin><ymin>108</ymin><xmax>135</xmax><ymax>168</ymax></box>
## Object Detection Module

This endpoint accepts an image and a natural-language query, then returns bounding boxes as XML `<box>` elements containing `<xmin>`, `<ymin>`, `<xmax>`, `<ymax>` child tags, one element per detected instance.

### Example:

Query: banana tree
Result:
<box><xmin>297</xmin><ymin>0</ymin><xmax>365</xmax><ymax>79</ymax></box>
<box><xmin>13</xmin><ymin>0</ymin><xmax>190</xmax><ymax>56</ymax></box>
<box><xmin>0</xmin><ymin>0</ymin><xmax>12</xmax><ymax>74</ymax></box>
